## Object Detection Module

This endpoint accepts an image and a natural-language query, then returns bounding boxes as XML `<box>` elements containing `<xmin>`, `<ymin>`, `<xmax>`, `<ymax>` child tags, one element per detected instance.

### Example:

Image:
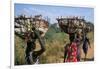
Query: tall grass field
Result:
<box><xmin>15</xmin><ymin>26</ymin><xmax>94</xmax><ymax>65</ymax></box>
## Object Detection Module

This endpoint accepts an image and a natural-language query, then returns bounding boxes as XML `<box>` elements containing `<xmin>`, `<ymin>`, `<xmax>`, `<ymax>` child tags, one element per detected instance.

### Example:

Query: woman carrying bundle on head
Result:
<box><xmin>25</xmin><ymin>17</ymin><xmax>48</xmax><ymax>64</ymax></box>
<box><xmin>64</xmin><ymin>33</ymin><xmax>78</xmax><ymax>62</ymax></box>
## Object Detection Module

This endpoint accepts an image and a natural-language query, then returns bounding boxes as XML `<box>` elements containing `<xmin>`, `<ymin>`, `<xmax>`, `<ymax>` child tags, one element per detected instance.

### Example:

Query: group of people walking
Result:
<box><xmin>16</xmin><ymin>15</ymin><xmax>91</xmax><ymax>64</ymax></box>
<box><xmin>24</xmin><ymin>27</ymin><xmax>91</xmax><ymax>64</ymax></box>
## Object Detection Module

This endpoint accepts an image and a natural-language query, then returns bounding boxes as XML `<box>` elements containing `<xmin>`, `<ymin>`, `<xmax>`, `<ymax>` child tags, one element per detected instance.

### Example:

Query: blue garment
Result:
<box><xmin>83</xmin><ymin>37</ymin><xmax>89</xmax><ymax>54</ymax></box>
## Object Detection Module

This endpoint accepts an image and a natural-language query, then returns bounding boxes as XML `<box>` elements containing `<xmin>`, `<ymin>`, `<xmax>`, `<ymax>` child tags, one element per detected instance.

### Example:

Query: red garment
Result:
<box><xmin>65</xmin><ymin>42</ymin><xmax>78</xmax><ymax>62</ymax></box>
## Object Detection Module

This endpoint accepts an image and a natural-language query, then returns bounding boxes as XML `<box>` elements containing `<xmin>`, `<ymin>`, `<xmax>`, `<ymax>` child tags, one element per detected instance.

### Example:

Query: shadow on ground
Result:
<box><xmin>81</xmin><ymin>57</ymin><xmax>94</xmax><ymax>61</ymax></box>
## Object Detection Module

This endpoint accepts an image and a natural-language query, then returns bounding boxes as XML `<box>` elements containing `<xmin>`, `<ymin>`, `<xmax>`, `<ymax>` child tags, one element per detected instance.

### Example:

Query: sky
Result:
<box><xmin>14</xmin><ymin>3</ymin><xmax>94</xmax><ymax>23</ymax></box>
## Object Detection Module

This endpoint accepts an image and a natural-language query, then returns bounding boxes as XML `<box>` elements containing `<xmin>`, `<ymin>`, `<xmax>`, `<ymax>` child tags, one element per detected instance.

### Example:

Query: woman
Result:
<box><xmin>25</xmin><ymin>27</ymin><xmax>45</xmax><ymax>64</ymax></box>
<box><xmin>82</xmin><ymin>35</ymin><xmax>91</xmax><ymax>60</ymax></box>
<box><xmin>64</xmin><ymin>36</ymin><xmax>78</xmax><ymax>62</ymax></box>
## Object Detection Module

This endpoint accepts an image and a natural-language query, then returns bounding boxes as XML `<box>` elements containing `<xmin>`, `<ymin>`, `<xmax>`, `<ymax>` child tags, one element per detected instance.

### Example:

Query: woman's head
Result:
<box><xmin>69</xmin><ymin>33</ymin><xmax>76</xmax><ymax>43</ymax></box>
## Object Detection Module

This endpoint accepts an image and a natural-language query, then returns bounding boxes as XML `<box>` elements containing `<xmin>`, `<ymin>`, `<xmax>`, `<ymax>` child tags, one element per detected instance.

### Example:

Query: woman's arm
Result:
<box><xmin>34</xmin><ymin>30</ymin><xmax>45</xmax><ymax>56</ymax></box>
<box><xmin>64</xmin><ymin>49</ymin><xmax>67</xmax><ymax>62</ymax></box>
<box><xmin>64</xmin><ymin>45</ymin><xmax>68</xmax><ymax>62</ymax></box>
